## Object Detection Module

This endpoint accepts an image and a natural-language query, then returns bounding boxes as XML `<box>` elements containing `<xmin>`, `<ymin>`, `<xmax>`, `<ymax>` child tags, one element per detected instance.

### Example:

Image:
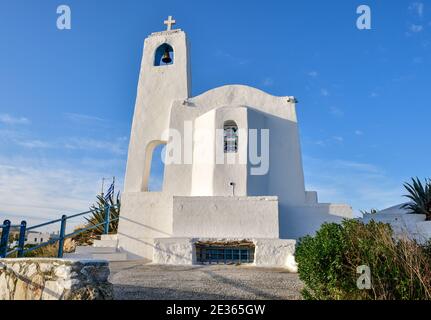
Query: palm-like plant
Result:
<box><xmin>86</xmin><ymin>193</ymin><xmax>120</xmax><ymax>234</ymax></box>
<box><xmin>401</xmin><ymin>177</ymin><xmax>431</xmax><ymax>221</ymax></box>
<box><xmin>73</xmin><ymin>192</ymin><xmax>121</xmax><ymax>245</ymax></box>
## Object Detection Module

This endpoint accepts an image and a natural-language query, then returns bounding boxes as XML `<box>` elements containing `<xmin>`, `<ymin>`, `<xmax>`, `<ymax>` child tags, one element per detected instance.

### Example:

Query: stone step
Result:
<box><xmin>101</xmin><ymin>234</ymin><xmax>118</xmax><ymax>241</ymax></box>
<box><xmin>75</xmin><ymin>246</ymin><xmax>117</xmax><ymax>254</ymax></box>
<box><xmin>93</xmin><ymin>239</ymin><xmax>118</xmax><ymax>247</ymax></box>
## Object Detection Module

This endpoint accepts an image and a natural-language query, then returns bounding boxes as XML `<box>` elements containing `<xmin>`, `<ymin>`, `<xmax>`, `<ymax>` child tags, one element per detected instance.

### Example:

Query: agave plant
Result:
<box><xmin>360</xmin><ymin>208</ymin><xmax>378</xmax><ymax>215</ymax></box>
<box><xmin>73</xmin><ymin>192</ymin><xmax>121</xmax><ymax>245</ymax></box>
<box><xmin>401</xmin><ymin>177</ymin><xmax>431</xmax><ymax>221</ymax></box>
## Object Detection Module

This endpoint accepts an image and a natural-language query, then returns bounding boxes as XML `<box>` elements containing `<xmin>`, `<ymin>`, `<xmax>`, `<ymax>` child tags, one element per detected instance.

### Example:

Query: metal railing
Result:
<box><xmin>0</xmin><ymin>204</ymin><xmax>119</xmax><ymax>259</ymax></box>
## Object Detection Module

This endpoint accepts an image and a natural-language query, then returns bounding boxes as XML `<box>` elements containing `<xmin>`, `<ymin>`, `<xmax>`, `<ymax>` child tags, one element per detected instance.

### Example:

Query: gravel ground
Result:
<box><xmin>109</xmin><ymin>261</ymin><xmax>303</xmax><ymax>300</ymax></box>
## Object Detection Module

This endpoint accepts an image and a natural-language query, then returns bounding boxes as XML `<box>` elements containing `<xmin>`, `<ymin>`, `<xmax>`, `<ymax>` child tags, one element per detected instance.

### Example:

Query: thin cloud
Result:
<box><xmin>329</xmin><ymin>106</ymin><xmax>344</xmax><ymax>117</ymax></box>
<box><xmin>321</xmin><ymin>89</ymin><xmax>330</xmax><ymax>97</ymax></box>
<box><xmin>64</xmin><ymin>137</ymin><xmax>128</xmax><ymax>155</ymax></box>
<box><xmin>303</xmin><ymin>155</ymin><xmax>404</xmax><ymax>213</ymax></box>
<box><xmin>308</xmin><ymin>71</ymin><xmax>318</xmax><ymax>78</ymax></box>
<box><xmin>0</xmin><ymin>156</ymin><xmax>125</xmax><ymax>231</ymax></box>
<box><xmin>0</xmin><ymin>129</ymin><xmax>52</xmax><ymax>149</ymax></box>
<box><xmin>334</xmin><ymin>160</ymin><xmax>380</xmax><ymax>174</ymax></box>
<box><xmin>0</xmin><ymin>127</ymin><xmax>128</xmax><ymax>155</ymax></box>
<box><xmin>306</xmin><ymin>135</ymin><xmax>346</xmax><ymax>147</ymax></box>
<box><xmin>315</xmin><ymin>140</ymin><xmax>326</xmax><ymax>147</ymax></box>
<box><xmin>409</xmin><ymin>2</ymin><xmax>424</xmax><ymax>18</ymax></box>
<box><xmin>332</xmin><ymin>136</ymin><xmax>344</xmax><ymax>143</ymax></box>
<box><xmin>0</xmin><ymin>114</ymin><xmax>30</xmax><ymax>125</ymax></box>
<box><xmin>64</xmin><ymin>113</ymin><xmax>107</xmax><ymax>124</ymax></box>
<box><xmin>17</xmin><ymin>139</ymin><xmax>52</xmax><ymax>149</ymax></box>
<box><xmin>409</xmin><ymin>24</ymin><xmax>424</xmax><ymax>32</ymax></box>
<box><xmin>214</xmin><ymin>49</ymin><xmax>251</xmax><ymax>66</ymax></box>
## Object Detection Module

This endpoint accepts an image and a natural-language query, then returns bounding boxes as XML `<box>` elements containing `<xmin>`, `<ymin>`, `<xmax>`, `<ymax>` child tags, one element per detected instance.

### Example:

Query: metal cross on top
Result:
<box><xmin>164</xmin><ymin>15</ymin><xmax>176</xmax><ymax>31</ymax></box>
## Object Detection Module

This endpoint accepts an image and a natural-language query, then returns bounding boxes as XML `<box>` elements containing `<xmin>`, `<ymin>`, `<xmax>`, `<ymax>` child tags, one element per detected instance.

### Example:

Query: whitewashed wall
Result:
<box><xmin>172</xmin><ymin>196</ymin><xmax>279</xmax><ymax>238</ymax></box>
<box><xmin>117</xmin><ymin>192</ymin><xmax>174</xmax><ymax>259</ymax></box>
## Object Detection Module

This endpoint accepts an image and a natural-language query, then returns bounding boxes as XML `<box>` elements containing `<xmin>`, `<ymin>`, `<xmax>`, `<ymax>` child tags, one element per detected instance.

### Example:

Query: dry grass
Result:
<box><xmin>297</xmin><ymin>220</ymin><xmax>431</xmax><ymax>300</ymax></box>
<box><xmin>25</xmin><ymin>238</ymin><xmax>76</xmax><ymax>258</ymax></box>
<box><xmin>344</xmin><ymin>221</ymin><xmax>431</xmax><ymax>300</ymax></box>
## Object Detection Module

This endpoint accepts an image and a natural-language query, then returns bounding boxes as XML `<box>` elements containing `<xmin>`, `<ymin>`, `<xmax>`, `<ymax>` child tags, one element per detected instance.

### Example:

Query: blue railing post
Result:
<box><xmin>0</xmin><ymin>220</ymin><xmax>11</xmax><ymax>258</ymax></box>
<box><xmin>17</xmin><ymin>220</ymin><xmax>27</xmax><ymax>258</ymax></box>
<box><xmin>57</xmin><ymin>215</ymin><xmax>67</xmax><ymax>258</ymax></box>
<box><xmin>104</xmin><ymin>205</ymin><xmax>111</xmax><ymax>235</ymax></box>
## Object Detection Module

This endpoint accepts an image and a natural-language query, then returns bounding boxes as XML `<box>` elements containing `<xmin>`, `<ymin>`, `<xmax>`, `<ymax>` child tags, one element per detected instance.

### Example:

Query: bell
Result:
<box><xmin>162</xmin><ymin>48</ymin><xmax>172</xmax><ymax>64</ymax></box>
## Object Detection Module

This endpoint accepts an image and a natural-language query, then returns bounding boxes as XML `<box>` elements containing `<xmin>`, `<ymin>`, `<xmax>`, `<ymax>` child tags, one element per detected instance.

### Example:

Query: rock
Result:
<box><xmin>97</xmin><ymin>266</ymin><xmax>111</xmax><ymax>282</ymax></box>
<box><xmin>8</xmin><ymin>276</ymin><xmax>16</xmax><ymax>293</ymax></box>
<box><xmin>0</xmin><ymin>259</ymin><xmax>111</xmax><ymax>300</ymax></box>
<box><xmin>67</xmin><ymin>283</ymin><xmax>113</xmax><ymax>300</ymax></box>
<box><xmin>14</xmin><ymin>278</ymin><xmax>28</xmax><ymax>300</ymax></box>
<box><xmin>54</xmin><ymin>265</ymin><xmax>72</xmax><ymax>279</ymax></box>
<box><xmin>27</xmin><ymin>274</ymin><xmax>45</xmax><ymax>300</ymax></box>
<box><xmin>0</xmin><ymin>272</ymin><xmax>10</xmax><ymax>300</ymax></box>
<box><xmin>41</xmin><ymin>280</ymin><xmax>64</xmax><ymax>300</ymax></box>
<box><xmin>80</xmin><ymin>265</ymin><xmax>95</xmax><ymax>279</ymax></box>
<box><xmin>26</xmin><ymin>264</ymin><xmax>37</xmax><ymax>278</ymax></box>
<box><xmin>11</xmin><ymin>263</ymin><xmax>21</xmax><ymax>274</ymax></box>
<box><xmin>81</xmin><ymin>265</ymin><xmax>110</xmax><ymax>282</ymax></box>
<box><xmin>62</xmin><ymin>278</ymin><xmax>80</xmax><ymax>290</ymax></box>
<box><xmin>39</xmin><ymin>263</ymin><xmax>52</xmax><ymax>273</ymax></box>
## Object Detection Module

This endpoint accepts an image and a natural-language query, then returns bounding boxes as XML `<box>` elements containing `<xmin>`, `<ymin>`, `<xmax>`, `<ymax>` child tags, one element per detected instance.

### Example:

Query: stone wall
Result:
<box><xmin>0</xmin><ymin>258</ymin><xmax>112</xmax><ymax>300</ymax></box>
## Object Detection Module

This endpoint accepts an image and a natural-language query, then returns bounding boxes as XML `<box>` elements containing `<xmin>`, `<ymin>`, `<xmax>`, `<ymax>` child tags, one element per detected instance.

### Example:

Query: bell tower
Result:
<box><xmin>124</xmin><ymin>16</ymin><xmax>191</xmax><ymax>192</ymax></box>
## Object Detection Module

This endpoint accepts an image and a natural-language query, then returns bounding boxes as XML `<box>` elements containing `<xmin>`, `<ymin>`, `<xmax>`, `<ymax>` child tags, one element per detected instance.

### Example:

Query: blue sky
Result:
<box><xmin>0</xmin><ymin>0</ymin><xmax>430</xmax><ymax>227</ymax></box>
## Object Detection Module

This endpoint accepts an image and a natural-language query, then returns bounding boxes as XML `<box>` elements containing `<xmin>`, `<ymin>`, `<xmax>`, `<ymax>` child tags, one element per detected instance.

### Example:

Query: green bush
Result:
<box><xmin>296</xmin><ymin>219</ymin><xmax>431</xmax><ymax>300</ymax></box>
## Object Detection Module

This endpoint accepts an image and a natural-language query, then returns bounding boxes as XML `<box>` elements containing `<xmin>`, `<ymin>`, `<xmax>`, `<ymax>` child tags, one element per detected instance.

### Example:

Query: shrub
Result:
<box><xmin>296</xmin><ymin>219</ymin><xmax>431</xmax><ymax>300</ymax></box>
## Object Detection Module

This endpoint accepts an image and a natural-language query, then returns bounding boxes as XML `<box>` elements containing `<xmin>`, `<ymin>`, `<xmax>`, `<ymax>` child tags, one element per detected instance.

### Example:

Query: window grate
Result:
<box><xmin>224</xmin><ymin>124</ymin><xmax>238</xmax><ymax>153</ymax></box>
<box><xmin>196</xmin><ymin>245</ymin><xmax>255</xmax><ymax>264</ymax></box>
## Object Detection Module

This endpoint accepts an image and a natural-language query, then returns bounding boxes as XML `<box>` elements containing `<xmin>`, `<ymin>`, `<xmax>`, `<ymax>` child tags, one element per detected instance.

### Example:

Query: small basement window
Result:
<box><xmin>195</xmin><ymin>240</ymin><xmax>255</xmax><ymax>264</ymax></box>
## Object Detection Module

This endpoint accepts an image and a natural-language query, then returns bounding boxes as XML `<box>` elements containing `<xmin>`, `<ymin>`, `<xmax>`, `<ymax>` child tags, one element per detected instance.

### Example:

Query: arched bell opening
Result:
<box><xmin>154</xmin><ymin>43</ymin><xmax>174</xmax><ymax>66</ymax></box>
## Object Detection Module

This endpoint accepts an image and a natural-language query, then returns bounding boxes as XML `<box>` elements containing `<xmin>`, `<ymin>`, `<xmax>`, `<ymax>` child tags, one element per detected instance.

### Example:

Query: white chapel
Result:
<box><xmin>116</xmin><ymin>17</ymin><xmax>353</xmax><ymax>268</ymax></box>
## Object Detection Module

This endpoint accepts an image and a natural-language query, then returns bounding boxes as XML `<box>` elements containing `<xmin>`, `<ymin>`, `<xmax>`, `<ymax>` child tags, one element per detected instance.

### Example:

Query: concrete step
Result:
<box><xmin>64</xmin><ymin>252</ymin><xmax>128</xmax><ymax>261</ymax></box>
<box><xmin>75</xmin><ymin>246</ymin><xmax>117</xmax><ymax>254</ymax></box>
<box><xmin>91</xmin><ymin>252</ymin><xmax>128</xmax><ymax>261</ymax></box>
<box><xmin>101</xmin><ymin>234</ymin><xmax>118</xmax><ymax>241</ymax></box>
<box><xmin>93</xmin><ymin>239</ymin><xmax>118</xmax><ymax>247</ymax></box>
<box><xmin>63</xmin><ymin>253</ymin><xmax>93</xmax><ymax>260</ymax></box>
